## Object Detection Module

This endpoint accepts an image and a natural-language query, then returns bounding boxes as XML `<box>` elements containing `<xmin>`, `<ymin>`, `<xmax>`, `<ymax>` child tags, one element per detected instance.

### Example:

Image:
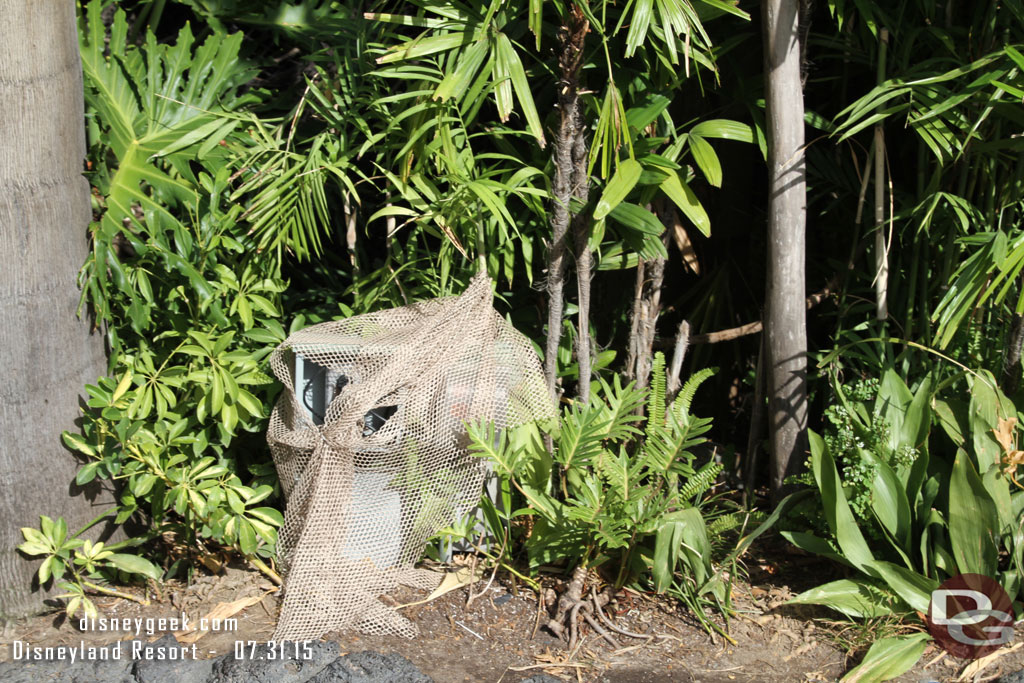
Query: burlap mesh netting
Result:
<box><xmin>267</xmin><ymin>273</ymin><xmax>554</xmax><ymax>640</ymax></box>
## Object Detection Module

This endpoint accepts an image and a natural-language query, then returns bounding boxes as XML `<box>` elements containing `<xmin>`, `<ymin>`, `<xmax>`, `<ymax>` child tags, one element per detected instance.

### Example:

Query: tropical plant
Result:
<box><xmin>18</xmin><ymin>515</ymin><xmax>162</xmax><ymax>620</ymax></box>
<box><xmin>811</xmin><ymin>0</ymin><xmax>1024</xmax><ymax>388</ymax></box>
<box><xmin>782</xmin><ymin>367</ymin><xmax>1024</xmax><ymax>679</ymax></box>
<box><xmin>46</xmin><ymin>2</ymin><xmax>289</xmax><ymax>599</ymax></box>
<box><xmin>460</xmin><ymin>353</ymin><xmax>757</xmax><ymax>639</ymax></box>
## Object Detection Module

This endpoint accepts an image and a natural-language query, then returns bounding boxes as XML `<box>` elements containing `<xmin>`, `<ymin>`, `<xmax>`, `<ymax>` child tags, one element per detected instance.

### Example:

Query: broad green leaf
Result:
<box><xmin>248</xmin><ymin>507</ymin><xmax>284</xmax><ymax>527</ymax></box>
<box><xmin>687</xmin><ymin>135</ymin><xmax>722</xmax><ymax>187</ymax></box>
<box><xmin>653</xmin><ymin>517</ymin><xmax>683</xmax><ymax>592</ymax></box>
<box><xmin>624</xmin><ymin>0</ymin><xmax>655</xmax><ymax>57</ymax></box>
<box><xmin>626</xmin><ymin>94</ymin><xmax>672</xmax><ymax>131</ymax></box>
<box><xmin>112</xmin><ymin>370</ymin><xmax>133</xmax><ymax>402</ymax></box>
<box><xmin>840</xmin><ymin>633</ymin><xmax>930</xmax><ymax>683</ymax></box>
<box><xmin>859</xmin><ymin>449</ymin><xmax>911</xmax><ymax>551</ymax></box>
<box><xmin>788</xmin><ymin>578</ymin><xmax>896</xmax><ymax>618</ymax></box>
<box><xmin>607</xmin><ymin>202</ymin><xmax>665</xmax><ymax>236</ymax></box>
<box><xmin>377</xmin><ymin>32</ymin><xmax>468</xmax><ymax>64</ymax></box>
<box><xmin>63</xmin><ymin>433</ymin><xmax>97</xmax><ymax>457</ymax></box>
<box><xmin>105</xmin><ymin>553</ymin><xmax>163</xmax><ymax>581</ymax></box>
<box><xmin>876</xmin><ymin>369</ymin><xmax>913</xmax><ymax>454</ymax></box>
<box><xmin>236</xmin><ymin>520</ymin><xmax>257</xmax><ymax>555</ymax></box>
<box><xmin>495</xmin><ymin>33</ymin><xmax>545</xmax><ymax>147</ymax></box>
<box><xmin>949</xmin><ymin>450</ymin><xmax>999</xmax><ymax>577</ymax></box>
<box><xmin>594</xmin><ymin>160</ymin><xmax>643</xmax><ymax>220</ymax></box>
<box><xmin>866</xmin><ymin>560</ymin><xmax>936</xmax><ymax>613</ymax></box>
<box><xmin>657</xmin><ymin>508</ymin><xmax>711</xmax><ymax>588</ymax></box>
<box><xmin>779</xmin><ymin>530</ymin><xmax>852</xmax><ymax>566</ymax></box>
<box><xmin>660</xmin><ymin>172</ymin><xmax>710</xmax><ymax>237</ymax></box>
<box><xmin>933</xmin><ymin>398</ymin><xmax>966</xmax><ymax>446</ymax></box>
<box><xmin>689</xmin><ymin>119</ymin><xmax>754</xmax><ymax>142</ymax></box>
<box><xmin>901</xmin><ymin>376</ymin><xmax>932</xmax><ymax>450</ymax></box>
<box><xmin>968</xmin><ymin>372</ymin><xmax>1013</xmax><ymax>473</ymax></box>
<box><xmin>76</xmin><ymin>462</ymin><xmax>102</xmax><ymax>486</ymax></box>
<box><xmin>810</xmin><ymin>431</ymin><xmax>876</xmax><ymax>572</ymax></box>
<box><xmin>434</xmin><ymin>38</ymin><xmax>489</xmax><ymax>103</ymax></box>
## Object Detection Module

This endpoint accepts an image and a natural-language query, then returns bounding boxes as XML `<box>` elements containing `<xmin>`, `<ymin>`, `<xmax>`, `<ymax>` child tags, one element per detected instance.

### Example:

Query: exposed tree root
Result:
<box><xmin>543</xmin><ymin>566</ymin><xmax>651</xmax><ymax>651</ymax></box>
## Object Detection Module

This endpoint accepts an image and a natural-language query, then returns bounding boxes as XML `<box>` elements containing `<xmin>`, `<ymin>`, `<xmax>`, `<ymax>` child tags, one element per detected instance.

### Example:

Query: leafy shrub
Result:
<box><xmin>461</xmin><ymin>353</ymin><xmax>755</xmax><ymax>632</ymax></box>
<box><xmin>40</xmin><ymin>3</ymin><xmax>291</xmax><ymax>615</ymax></box>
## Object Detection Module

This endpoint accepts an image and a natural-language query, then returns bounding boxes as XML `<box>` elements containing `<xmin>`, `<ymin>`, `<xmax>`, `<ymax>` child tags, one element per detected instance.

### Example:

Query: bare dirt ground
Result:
<box><xmin>1</xmin><ymin>544</ymin><xmax>1022</xmax><ymax>682</ymax></box>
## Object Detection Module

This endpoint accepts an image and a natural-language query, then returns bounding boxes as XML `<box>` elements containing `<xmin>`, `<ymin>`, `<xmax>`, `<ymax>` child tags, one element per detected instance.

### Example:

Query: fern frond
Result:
<box><xmin>680</xmin><ymin>460</ymin><xmax>723</xmax><ymax>501</ymax></box>
<box><xmin>556</xmin><ymin>402</ymin><xmax>609</xmax><ymax>470</ymax></box>
<box><xmin>647</xmin><ymin>352</ymin><xmax>667</xmax><ymax>432</ymax></box>
<box><xmin>672</xmin><ymin>367</ymin><xmax>715</xmax><ymax>417</ymax></box>
<box><xmin>465</xmin><ymin>419</ymin><xmax>515</xmax><ymax>475</ymax></box>
<box><xmin>595</xmin><ymin>374</ymin><xmax>647</xmax><ymax>442</ymax></box>
<box><xmin>707</xmin><ymin>510</ymin><xmax>766</xmax><ymax>539</ymax></box>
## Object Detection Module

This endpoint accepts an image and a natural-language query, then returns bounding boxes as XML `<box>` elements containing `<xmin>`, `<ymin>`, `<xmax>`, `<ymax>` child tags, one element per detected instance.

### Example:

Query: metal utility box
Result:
<box><xmin>292</xmin><ymin>351</ymin><xmax>497</xmax><ymax>564</ymax></box>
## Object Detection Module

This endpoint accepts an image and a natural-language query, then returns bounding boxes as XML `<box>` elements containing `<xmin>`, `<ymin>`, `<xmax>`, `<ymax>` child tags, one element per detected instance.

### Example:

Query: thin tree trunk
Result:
<box><xmin>763</xmin><ymin>0</ymin><xmax>809</xmax><ymax>500</ymax></box>
<box><xmin>633</xmin><ymin>254</ymin><xmax>666</xmax><ymax>391</ymax></box>
<box><xmin>0</xmin><ymin>1</ymin><xmax>110</xmax><ymax>617</ymax></box>
<box><xmin>344</xmin><ymin>191</ymin><xmax>359</xmax><ymax>274</ymax></box>
<box><xmin>572</xmin><ymin>109</ymin><xmax>593</xmax><ymax>403</ymax></box>
<box><xmin>625</xmin><ymin>203</ymin><xmax>669</xmax><ymax>390</ymax></box>
<box><xmin>544</xmin><ymin>8</ymin><xmax>589</xmax><ymax>403</ymax></box>
<box><xmin>625</xmin><ymin>261</ymin><xmax>646</xmax><ymax>381</ymax></box>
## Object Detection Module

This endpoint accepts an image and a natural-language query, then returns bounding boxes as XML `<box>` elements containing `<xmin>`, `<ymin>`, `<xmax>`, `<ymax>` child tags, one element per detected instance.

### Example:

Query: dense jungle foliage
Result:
<box><xmin>17</xmin><ymin>0</ymin><xmax>1024</xmax><ymax>678</ymax></box>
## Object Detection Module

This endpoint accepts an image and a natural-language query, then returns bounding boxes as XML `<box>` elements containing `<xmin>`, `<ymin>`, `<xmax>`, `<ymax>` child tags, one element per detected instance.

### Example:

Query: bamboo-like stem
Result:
<box><xmin>625</xmin><ymin>262</ymin><xmax>646</xmax><ymax>381</ymax></box>
<box><xmin>873</xmin><ymin>28</ymin><xmax>889</xmax><ymax>321</ymax></box>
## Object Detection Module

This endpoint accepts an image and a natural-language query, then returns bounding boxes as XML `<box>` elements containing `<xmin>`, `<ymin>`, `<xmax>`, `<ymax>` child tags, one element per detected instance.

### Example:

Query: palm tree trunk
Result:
<box><xmin>762</xmin><ymin>0</ymin><xmax>808</xmax><ymax>500</ymax></box>
<box><xmin>0</xmin><ymin>1</ymin><xmax>110</xmax><ymax>616</ymax></box>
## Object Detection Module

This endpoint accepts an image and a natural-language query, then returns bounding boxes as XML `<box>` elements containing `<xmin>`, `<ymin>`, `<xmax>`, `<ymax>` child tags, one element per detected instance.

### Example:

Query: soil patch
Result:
<box><xmin>1</xmin><ymin>557</ymin><xmax>1022</xmax><ymax>682</ymax></box>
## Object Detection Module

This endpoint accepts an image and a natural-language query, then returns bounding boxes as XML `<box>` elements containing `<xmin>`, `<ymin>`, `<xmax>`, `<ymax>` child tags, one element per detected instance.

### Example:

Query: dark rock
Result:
<box><xmin>131</xmin><ymin>634</ymin><xmax>213</xmax><ymax>683</ymax></box>
<box><xmin>996</xmin><ymin>671</ymin><xmax>1024</xmax><ymax>683</ymax></box>
<box><xmin>307</xmin><ymin>651</ymin><xmax>432</xmax><ymax>683</ymax></box>
<box><xmin>210</xmin><ymin>640</ymin><xmax>338</xmax><ymax>683</ymax></box>
<box><xmin>518</xmin><ymin>676</ymin><xmax>563</xmax><ymax>683</ymax></box>
<box><xmin>0</xmin><ymin>641</ymin><xmax>133</xmax><ymax>682</ymax></box>
<box><xmin>493</xmin><ymin>594</ymin><xmax>513</xmax><ymax>607</ymax></box>
<box><xmin>0</xmin><ymin>638</ymin><xmax>438</xmax><ymax>683</ymax></box>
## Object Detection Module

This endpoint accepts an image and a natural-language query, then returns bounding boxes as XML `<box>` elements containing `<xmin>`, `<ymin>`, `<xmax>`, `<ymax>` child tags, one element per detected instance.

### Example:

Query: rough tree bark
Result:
<box><xmin>572</xmin><ymin>111</ymin><xmax>593</xmax><ymax>403</ymax></box>
<box><xmin>763</xmin><ymin>0</ymin><xmax>808</xmax><ymax>499</ymax></box>
<box><xmin>0</xmin><ymin>2</ymin><xmax>110</xmax><ymax>616</ymax></box>
<box><xmin>544</xmin><ymin>7</ymin><xmax>589</xmax><ymax>403</ymax></box>
<box><xmin>625</xmin><ymin>202</ymin><xmax>670</xmax><ymax>391</ymax></box>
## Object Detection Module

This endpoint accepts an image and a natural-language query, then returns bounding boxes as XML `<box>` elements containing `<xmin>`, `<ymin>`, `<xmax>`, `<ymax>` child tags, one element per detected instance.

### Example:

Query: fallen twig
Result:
<box><xmin>507</xmin><ymin>663</ymin><xmax>589</xmax><ymax>672</ymax></box>
<box><xmin>454</xmin><ymin>620</ymin><xmax>484</xmax><ymax>641</ymax></box>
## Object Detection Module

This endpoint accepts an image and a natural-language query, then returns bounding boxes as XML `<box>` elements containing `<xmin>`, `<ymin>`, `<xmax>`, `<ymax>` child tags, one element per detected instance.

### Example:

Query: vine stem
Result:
<box><xmin>81</xmin><ymin>580</ymin><xmax>150</xmax><ymax>606</ymax></box>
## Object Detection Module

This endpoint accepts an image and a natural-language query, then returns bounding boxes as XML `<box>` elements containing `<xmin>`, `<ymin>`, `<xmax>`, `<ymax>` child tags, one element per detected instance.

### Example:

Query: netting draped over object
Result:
<box><xmin>267</xmin><ymin>273</ymin><xmax>554</xmax><ymax>640</ymax></box>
